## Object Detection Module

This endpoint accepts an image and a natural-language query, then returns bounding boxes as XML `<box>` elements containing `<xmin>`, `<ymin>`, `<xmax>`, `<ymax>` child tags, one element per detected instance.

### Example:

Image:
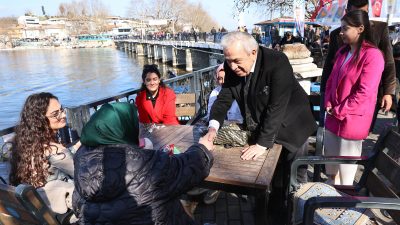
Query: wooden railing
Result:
<box><xmin>0</xmin><ymin>65</ymin><xmax>218</xmax><ymax>157</ymax></box>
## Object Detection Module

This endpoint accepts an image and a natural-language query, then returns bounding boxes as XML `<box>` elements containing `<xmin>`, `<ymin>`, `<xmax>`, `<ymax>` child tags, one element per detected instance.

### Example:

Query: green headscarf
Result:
<box><xmin>80</xmin><ymin>102</ymin><xmax>139</xmax><ymax>146</ymax></box>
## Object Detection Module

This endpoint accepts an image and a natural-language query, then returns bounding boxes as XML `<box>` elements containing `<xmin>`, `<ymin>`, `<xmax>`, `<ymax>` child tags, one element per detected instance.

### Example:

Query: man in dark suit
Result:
<box><xmin>320</xmin><ymin>0</ymin><xmax>396</xmax><ymax>127</ymax></box>
<box><xmin>204</xmin><ymin>32</ymin><xmax>317</xmax><ymax>217</ymax></box>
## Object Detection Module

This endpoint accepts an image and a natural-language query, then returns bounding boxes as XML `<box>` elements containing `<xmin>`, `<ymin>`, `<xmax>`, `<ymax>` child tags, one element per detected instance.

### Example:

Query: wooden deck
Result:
<box><xmin>147</xmin><ymin>125</ymin><xmax>282</xmax><ymax>225</ymax></box>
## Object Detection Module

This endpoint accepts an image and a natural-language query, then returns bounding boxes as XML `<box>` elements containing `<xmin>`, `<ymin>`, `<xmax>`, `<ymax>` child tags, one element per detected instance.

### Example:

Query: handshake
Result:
<box><xmin>199</xmin><ymin>127</ymin><xmax>267</xmax><ymax>160</ymax></box>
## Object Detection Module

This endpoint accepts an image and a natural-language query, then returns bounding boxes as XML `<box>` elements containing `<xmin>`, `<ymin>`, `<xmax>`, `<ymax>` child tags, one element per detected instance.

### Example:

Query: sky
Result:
<box><xmin>0</xmin><ymin>0</ymin><xmax>267</xmax><ymax>31</ymax></box>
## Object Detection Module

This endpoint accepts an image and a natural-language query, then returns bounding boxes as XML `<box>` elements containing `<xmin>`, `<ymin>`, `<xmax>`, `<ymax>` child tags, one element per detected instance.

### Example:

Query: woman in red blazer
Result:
<box><xmin>135</xmin><ymin>64</ymin><xmax>179</xmax><ymax>125</ymax></box>
<box><xmin>324</xmin><ymin>10</ymin><xmax>384</xmax><ymax>185</ymax></box>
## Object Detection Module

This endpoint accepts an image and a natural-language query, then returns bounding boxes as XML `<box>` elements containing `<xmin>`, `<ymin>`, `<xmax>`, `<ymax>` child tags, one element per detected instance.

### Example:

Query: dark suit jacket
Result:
<box><xmin>210</xmin><ymin>47</ymin><xmax>317</xmax><ymax>152</ymax></box>
<box><xmin>321</xmin><ymin>21</ymin><xmax>396</xmax><ymax>97</ymax></box>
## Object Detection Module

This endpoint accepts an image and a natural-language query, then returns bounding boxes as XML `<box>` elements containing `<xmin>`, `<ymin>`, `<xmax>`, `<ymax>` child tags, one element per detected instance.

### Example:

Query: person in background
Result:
<box><xmin>207</xmin><ymin>63</ymin><xmax>243</xmax><ymax>124</ymax></box>
<box><xmin>320</xmin><ymin>0</ymin><xmax>396</xmax><ymax>128</ymax></box>
<box><xmin>72</xmin><ymin>102</ymin><xmax>214</xmax><ymax>225</ymax></box>
<box><xmin>136</xmin><ymin>64</ymin><xmax>179</xmax><ymax>125</ymax></box>
<box><xmin>324</xmin><ymin>10</ymin><xmax>384</xmax><ymax>185</ymax></box>
<box><xmin>307</xmin><ymin>25</ymin><xmax>316</xmax><ymax>46</ymax></box>
<box><xmin>9</xmin><ymin>92</ymin><xmax>81</xmax><ymax>215</ymax></box>
<box><xmin>393</xmin><ymin>42</ymin><xmax>400</xmax><ymax>129</ymax></box>
<box><xmin>211</xmin><ymin>26</ymin><xmax>217</xmax><ymax>42</ymax></box>
<box><xmin>270</xmin><ymin>26</ymin><xmax>280</xmax><ymax>49</ymax></box>
<box><xmin>320</xmin><ymin>25</ymin><xmax>330</xmax><ymax>45</ymax></box>
<box><xmin>280</xmin><ymin>31</ymin><xmax>296</xmax><ymax>46</ymax></box>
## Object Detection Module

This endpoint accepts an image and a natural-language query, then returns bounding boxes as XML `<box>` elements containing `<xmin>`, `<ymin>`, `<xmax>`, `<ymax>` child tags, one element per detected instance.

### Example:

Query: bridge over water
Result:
<box><xmin>115</xmin><ymin>39</ymin><xmax>225</xmax><ymax>71</ymax></box>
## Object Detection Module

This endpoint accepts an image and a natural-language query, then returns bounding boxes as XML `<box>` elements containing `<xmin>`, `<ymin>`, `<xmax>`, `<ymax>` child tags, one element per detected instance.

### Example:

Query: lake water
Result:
<box><xmin>0</xmin><ymin>48</ymin><xmax>186</xmax><ymax>130</ymax></box>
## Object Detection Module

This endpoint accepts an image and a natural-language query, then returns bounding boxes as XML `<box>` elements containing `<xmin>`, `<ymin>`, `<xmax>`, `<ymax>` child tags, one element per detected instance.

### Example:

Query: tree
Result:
<box><xmin>182</xmin><ymin>2</ymin><xmax>218</xmax><ymax>32</ymax></box>
<box><xmin>59</xmin><ymin>4</ymin><xmax>66</xmax><ymax>16</ymax></box>
<box><xmin>57</xmin><ymin>0</ymin><xmax>110</xmax><ymax>35</ymax></box>
<box><xmin>234</xmin><ymin>0</ymin><xmax>318</xmax><ymax>19</ymax></box>
<box><xmin>126</xmin><ymin>0</ymin><xmax>218</xmax><ymax>32</ymax></box>
<box><xmin>24</xmin><ymin>10</ymin><xmax>34</xmax><ymax>16</ymax></box>
<box><xmin>0</xmin><ymin>17</ymin><xmax>18</xmax><ymax>48</ymax></box>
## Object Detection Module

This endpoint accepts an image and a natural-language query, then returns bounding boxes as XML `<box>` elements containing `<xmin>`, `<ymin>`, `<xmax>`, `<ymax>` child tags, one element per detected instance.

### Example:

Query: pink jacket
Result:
<box><xmin>325</xmin><ymin>41</ymin><xmax>384</xmax><ymax>140</ymax></box>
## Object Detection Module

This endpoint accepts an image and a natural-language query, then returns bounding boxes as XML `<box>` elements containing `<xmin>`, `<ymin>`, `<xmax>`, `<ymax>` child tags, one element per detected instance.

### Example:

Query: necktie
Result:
<box><xmin>243</xmin><ymin>73</ymin><xmax>257</xmax><ymax>132</ymax></box>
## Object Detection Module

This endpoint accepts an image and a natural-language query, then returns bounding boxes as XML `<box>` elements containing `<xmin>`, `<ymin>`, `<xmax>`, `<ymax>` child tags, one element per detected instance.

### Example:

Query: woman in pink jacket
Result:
<box><xmin>324</xmin><ymin>10</ymin><xmax>384</xmax><ymax>185</ymax></box>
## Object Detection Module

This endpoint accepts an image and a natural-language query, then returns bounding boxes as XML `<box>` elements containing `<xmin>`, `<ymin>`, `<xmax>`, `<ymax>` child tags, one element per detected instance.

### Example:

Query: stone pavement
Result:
<box><xmin>191</xmin><ymin>112</ymin><xmax>398</xmax><ymax>225</ymax></box>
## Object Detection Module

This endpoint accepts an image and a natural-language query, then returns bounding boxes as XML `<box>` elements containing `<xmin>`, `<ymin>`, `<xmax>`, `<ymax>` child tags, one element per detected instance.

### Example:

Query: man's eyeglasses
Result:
<box><xmin>47</xmin><ymin>107</ymin><xmax>65</xmax><ymax>120</ymax></box>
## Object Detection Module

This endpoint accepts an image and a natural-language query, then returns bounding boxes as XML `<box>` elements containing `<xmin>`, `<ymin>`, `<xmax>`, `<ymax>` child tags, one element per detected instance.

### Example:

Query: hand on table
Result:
<box><xmin>241</xmin><ymin>144</ymin><xmax>266</xmax><ymax>160</ymax></box>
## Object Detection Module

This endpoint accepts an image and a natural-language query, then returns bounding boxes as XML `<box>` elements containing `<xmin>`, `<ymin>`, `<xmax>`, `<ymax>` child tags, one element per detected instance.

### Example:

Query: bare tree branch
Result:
<box><xmin>234</xmin><ymin>0</ymin><xmax>318</xmax><ymax>19</ymax></box>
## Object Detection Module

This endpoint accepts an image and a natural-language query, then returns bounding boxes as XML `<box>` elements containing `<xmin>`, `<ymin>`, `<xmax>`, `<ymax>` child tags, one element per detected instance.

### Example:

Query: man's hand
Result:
<box><xmin>381</xmin><ymin>94</ymin><xmax>392</xmax><ymax>113</ymax></box>
<box><xmin>199</xmin><ymin>136</ymin><xmax>214</xmax><ymax>151</ymax></box>
<box><xmin>241</xmin><ymin>144</ymin><xmax>266</xmax><ymax>160</ymax></box>
<box><xmin>204</xmin><ymin>127</ymin><xmax>217</xmax><ymax>142</ymax></box>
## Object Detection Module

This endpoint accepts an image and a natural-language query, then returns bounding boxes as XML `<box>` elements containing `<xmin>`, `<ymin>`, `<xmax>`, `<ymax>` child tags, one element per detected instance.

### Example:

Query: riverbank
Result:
<box><xmin>0</xmin><ymin>39</ymin><xmax>115</xmax><ymax>50</ymax></box>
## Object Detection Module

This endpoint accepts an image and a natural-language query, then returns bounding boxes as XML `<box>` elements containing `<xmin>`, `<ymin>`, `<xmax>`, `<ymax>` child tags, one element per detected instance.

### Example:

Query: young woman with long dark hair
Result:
<box><xmin>324</xmin><ymin>10</ymin><xmax>385</xmax><ymax>185</ymax></box>
<box><xmin>9</xmin><ymin>92</ymin><xmax>80</xmax><ymax>214</ymax></box>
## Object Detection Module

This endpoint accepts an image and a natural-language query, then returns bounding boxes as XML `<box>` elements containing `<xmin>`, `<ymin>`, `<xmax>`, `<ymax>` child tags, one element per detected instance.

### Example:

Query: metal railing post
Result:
<box><xmin>193</xmin><ymin>71</ymin><xmax>201</xmax><ymax>113</ymax></box>
<box><xmin>66</xmin><ymin>105</ymin><xmax>91</xmax><ymax>141</ymax></box>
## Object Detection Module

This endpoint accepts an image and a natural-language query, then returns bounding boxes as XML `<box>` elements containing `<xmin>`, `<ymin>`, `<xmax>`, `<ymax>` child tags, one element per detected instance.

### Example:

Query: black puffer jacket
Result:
<box><xmin>72</xmin><ymin>143</ymin><xmax>213</xmax><ymax>225</ymax></box>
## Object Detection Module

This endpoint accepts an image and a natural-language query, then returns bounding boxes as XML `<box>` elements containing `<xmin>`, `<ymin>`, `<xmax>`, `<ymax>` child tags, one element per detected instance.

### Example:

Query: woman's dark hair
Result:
<box><xmin>9</xmin><ymin>92</ymin><xmax>59</xmax><ymax>188</ymax></box>
<box><xmin>341</xmin><ymin>10</ymin><xmax>372</xmax><ymax>62</ymax></box>
<box><xmin>140</xmin><ymin>64</ymin><xmax>165</xmax><ymax>90</ymax></box>
<box><xmin>347</xmin><ymin>0</ymin><xmax>369</xmax><ymax>10</ymax></box>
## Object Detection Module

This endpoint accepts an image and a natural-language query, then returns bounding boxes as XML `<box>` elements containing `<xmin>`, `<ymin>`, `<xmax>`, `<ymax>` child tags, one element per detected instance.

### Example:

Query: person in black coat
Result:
<box><xmin>394</xmin><ymin>42</ymin><xmax>400</xmax><ymax>129</ymax></box>
<box><xmin>279</xmin><ymin>31</ymin><xmax>296</xmax><ymax>46</ymax></box>
<box><xmin>204</xmin><ymin>31</ymin><xmax>317</xmax><ymax>221</ymax></box>
<box><xmin>72</xmin><ymin>102</ymin><xmax>214</xmax><ymax>225</ymax></box>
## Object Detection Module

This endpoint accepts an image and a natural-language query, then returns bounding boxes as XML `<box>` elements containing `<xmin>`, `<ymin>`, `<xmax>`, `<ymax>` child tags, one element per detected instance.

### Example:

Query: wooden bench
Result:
<box><xmin>290</xmin><ymin>127</ymin><xmax>400</xmax><ymax>225</ymax></box>
<box><xmin>0</xmin><ymin>182</ymin><xmax>72</xmax><ymax>225</ymax></box>
<box><xmin>175</xmin><ymin>93</ymin><xmax>196</xmax><ymax>124</ymax></box>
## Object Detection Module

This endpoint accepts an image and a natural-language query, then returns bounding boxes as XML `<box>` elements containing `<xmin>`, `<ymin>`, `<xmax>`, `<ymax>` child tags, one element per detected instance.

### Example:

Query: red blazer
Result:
<box><xmin>135</xmin><ymin>87</ymin><xmax>179</xmax><ymax>125</ymax></box>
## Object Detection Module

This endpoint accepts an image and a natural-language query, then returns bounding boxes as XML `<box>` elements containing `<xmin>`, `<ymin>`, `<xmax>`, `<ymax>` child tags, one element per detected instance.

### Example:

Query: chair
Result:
<box><xmin>0</xmin><ymin>183</ymin><xmax>72</xmax><ymax>225</ymax></box>
<box><xmin>175</xmin><ymin>93</ymin><xmax>196</xmax><ymax>124</ymax></box>
<box><xmin>289</xmin><ymin>128</ymin><xmax>400</xmax><ymax>225</ymax></box>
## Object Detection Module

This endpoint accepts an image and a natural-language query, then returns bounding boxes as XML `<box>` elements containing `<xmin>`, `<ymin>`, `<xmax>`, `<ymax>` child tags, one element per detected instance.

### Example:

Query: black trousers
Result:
<box><xmin>268</xmin><ymin>140</ymin><xmax>308</xmax><ymax>223</ymax></box>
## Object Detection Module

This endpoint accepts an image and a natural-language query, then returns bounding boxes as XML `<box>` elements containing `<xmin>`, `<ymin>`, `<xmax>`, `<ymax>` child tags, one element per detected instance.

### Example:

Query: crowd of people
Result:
<box><xmin>6</xmin><ymin>0</ymin><xmax>400</xmax><ymax>224</ymax></box>
<box><xmin>266</xmin><ymin>24</ymin><xmax>331</xmax><ymax>51</ymax></box>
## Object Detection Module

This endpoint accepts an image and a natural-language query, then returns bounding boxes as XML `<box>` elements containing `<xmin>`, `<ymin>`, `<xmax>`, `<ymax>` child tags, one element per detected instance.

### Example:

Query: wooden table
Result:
<box><xmin>147</xmin><ymin>125</ymin><xmax>282</xmax><ymax>225</ymax></box>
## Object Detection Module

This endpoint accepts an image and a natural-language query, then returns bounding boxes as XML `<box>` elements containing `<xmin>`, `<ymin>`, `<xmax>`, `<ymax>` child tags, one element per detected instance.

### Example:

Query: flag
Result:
<box><xmin>294</xmin><ymin>0</ymin><xmax>305</xmax><ymax>37</ymax></box>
